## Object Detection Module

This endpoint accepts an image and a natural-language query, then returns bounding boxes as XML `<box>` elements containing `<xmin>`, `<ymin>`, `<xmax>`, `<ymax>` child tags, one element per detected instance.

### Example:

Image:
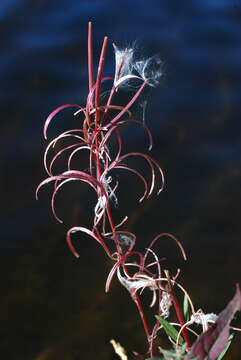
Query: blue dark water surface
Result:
<box><xmin>0</xmin><ymin>1</ymin><xmax>241</xmax><ymax>359</ymax></box>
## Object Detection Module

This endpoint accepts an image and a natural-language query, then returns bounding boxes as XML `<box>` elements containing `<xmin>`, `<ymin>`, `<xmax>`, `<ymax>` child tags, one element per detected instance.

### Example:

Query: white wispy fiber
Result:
<box><xmin>190</xmin><ymin>310</ymin><xmax>218</xmax><ymax>332</ymax></box>
<box><xmin>160</xmin><ymin>291</ymin><xmax>172</xmax><ymax>319</ymax></box>
<box><xmin>113</xmin><ymin>44</ymin><xmax>135</xmax><ymax>87</ymax></box>
<box><xmin>190</xmin><ymin>312</ymin><xmax>218</xmax><ymax>325</ymax></box>
<box><xmin>94</xmin><ymin>176</ymin><xmax>118</xmax><ymax>221</ymax></box>
<box><xmin>113</xmin><ymin>43</ymin><xmax>163</xmax><ymax>89</ymax></box>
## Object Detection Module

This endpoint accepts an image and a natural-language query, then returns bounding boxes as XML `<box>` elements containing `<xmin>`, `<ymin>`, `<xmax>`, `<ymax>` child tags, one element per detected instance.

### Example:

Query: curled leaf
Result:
<box><xmin>44</xmin><ymin>104</ymin><xmax>84</xmax><ymax>139</ymax></box>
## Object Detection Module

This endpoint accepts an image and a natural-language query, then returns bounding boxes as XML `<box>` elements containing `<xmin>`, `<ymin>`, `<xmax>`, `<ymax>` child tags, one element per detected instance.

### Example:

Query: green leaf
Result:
<box><xmin>216</xmin><ymin>334</ymin><xmax>234</xmax><ymax>360</ymax></box>
<box><xmin>155</xmin><ymin>315</ymin><xmax>184</xmax><ymax>345</ymax></box>
<box><xmin>146</xmin><ymin>358</ymin><xmax>163</xmax><ymax>360</ymax></box>
<box><xmin>161</xmin><ymin>349</ymin><xmax>176</xmax><ymax>356</ymax></box>
<box><xmin>183</xmin><ymin>294</ymin><xmax>189</xmax><ymax>321</ymax></box>
<box><xmin>180</xmin><ymin>343</ymin><xmax>188</xmax><ymax>355</ymax></box>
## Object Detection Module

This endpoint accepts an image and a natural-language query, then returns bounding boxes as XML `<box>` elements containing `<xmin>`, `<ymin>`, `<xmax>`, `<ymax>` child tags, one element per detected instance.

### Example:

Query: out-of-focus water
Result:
<box><xmin>1</xmin><ymin>0</ymin><xmax>241</xmax><ymax>249</ymax></box>
<box><xmin>0</xmin><ymin>1</ymin><xmax>241</xmax><ymax>359</ymax></box>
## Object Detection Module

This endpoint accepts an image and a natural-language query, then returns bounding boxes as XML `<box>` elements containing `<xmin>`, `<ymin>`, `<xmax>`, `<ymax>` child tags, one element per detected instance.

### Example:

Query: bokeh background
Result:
<box><xmin>1</xmin><ymin>0</ymin><xmax>241</xmax><ymax>359</ymax></box>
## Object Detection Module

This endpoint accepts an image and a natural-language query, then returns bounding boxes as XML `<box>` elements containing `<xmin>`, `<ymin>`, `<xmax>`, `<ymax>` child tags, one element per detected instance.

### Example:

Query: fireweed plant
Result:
<box><xmin>37</xmin><ymin>23</ymin><xmax>241</xmax><ymax>359</ymax></box>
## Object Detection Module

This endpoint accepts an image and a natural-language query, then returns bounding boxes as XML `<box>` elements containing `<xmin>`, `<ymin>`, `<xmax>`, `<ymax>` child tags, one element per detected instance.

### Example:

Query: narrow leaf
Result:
<box><xmin>44</xmin><ymin>104</ymin><xmax>84</xmax><ymax>139</ymax></box>
<box><xmin>155</xmin><ymin>315</ymin><xmax>184</xmax><ymax>345</ymax></box>
<box><xmin>183</xmin><ymin>293</ymin><xmax>189</xmax><ymax>321</ymax></box>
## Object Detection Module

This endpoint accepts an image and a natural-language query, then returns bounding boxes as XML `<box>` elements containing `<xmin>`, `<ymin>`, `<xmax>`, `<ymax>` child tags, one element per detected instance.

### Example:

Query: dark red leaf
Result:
<box><xmin>185</xmin><ymin>284</ymin><xmax>241</xmax><ymax>360</ymax></box>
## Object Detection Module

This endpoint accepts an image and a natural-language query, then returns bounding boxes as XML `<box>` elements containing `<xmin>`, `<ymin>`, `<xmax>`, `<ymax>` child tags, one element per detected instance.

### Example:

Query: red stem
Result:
<box><xmin>95</xmin><ymin>37</ymin><xmax>108</xmax><ymax>178</ymax></box>
<box><xmin>88</xmin><ymin>22</ymin><xmax>94</xmax><ymax>92</ymax></box>
<box><xmin>95</xmin><ymin>36</ymin><xmax>108</xmax><ymax>113</ymax></box>
<box><xmin>169</xmin><ymin>289</ymin><xmax>191</xmax><ymax>349</ymax></box>
<box><xmin>133</xmin><ymin>293</ymin><xmax>154</xmax><ymax>356</ymax></box>
<box><xmin>88</xmin><ymin>31</ymin><xmax>120</xmax><ymax>255</ymax></box>
<box><xmin>106</xmin><ymin>204</ymin><xmax>121</xmax><ymax>254</ymax></box>
<box><xmin>86</xmin><ymin>27</ymin><xmax>157</xmax><ymax>356</ymax></box>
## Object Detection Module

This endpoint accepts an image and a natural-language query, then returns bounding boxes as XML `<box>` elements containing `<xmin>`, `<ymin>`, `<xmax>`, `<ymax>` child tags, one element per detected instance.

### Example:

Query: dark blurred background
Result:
<box><xmin>1</xmin><ymin>0</ymin><xmax>241</xmax><ymax>359</ymax></box>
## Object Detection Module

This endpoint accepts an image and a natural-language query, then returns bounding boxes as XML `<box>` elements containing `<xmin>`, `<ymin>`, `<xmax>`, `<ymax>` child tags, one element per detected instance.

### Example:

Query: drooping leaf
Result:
<box><xmin>155</xmin><ymin>315</ymin><xmax>184</xmax><ymax>345</ymax></box>
<box><xmin>185</xmin><ymin>284</ymin><xmax>241</xmax><ymax>360</ymax></box>
<box><xmin>44</xmin><ymin>104</ymin><xmax>84</xmax><ymax>139</ymax></box>
<box><xmin>66</xmin><ymin>226</ymin><xmax>112</xmax><ymax>259</ymax></box>
<box><xmin>114</xmin><ymin>165</ymin><xmax>148</xmax><ymax>202</ymax></box>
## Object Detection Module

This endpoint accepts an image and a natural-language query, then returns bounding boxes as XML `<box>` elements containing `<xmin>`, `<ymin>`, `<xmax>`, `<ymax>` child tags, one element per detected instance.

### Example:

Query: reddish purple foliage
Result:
<box><xmin>36</xmin><ymin>22</ymin><xmax>166</xmax><ymax>261</ymax></box>
<box><xmin>185</xmin><ymin>284</ymin><xmax>241</xmax><ymax>360</ymax></box>
<box><xmin>37</xmin><ymin>23</ymin><xmax>190</xmax><ymax>356</ymax></box>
